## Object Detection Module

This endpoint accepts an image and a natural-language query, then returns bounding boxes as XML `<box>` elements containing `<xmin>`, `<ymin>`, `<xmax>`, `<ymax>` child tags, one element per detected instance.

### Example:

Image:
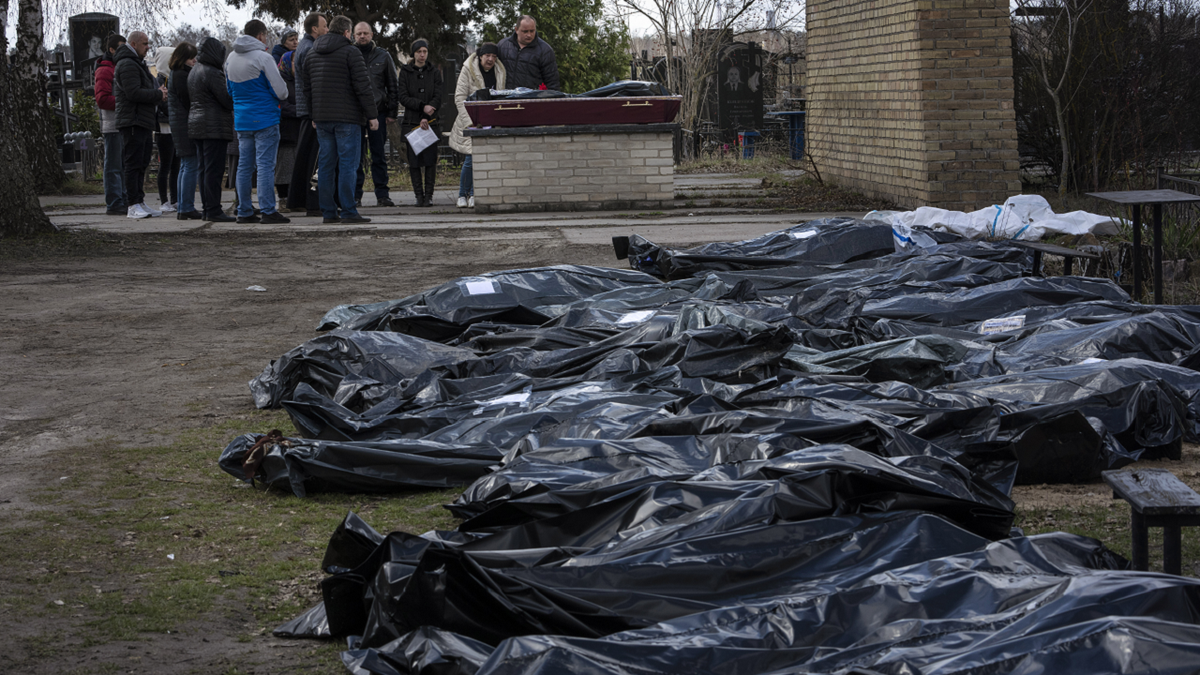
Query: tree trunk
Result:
<box><xmin>13</xmin><ymin>0</ymin><xmax>66</xmax><ymax>194</ymax></box>
<box><xmin>0</xmin><ymin>0</ymin><xmax>55</xmax><ymax>236</ymax></box>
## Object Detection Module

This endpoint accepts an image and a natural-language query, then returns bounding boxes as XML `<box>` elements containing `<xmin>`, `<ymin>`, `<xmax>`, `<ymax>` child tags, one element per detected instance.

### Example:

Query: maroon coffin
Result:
<box><xmin>465</xmin><ymin>96</ymin><xmax>681</xmax><ymax>128</ymax></box>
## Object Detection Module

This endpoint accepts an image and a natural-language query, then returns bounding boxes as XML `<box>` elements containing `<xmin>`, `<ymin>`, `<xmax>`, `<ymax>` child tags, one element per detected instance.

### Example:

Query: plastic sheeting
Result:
<box><xmin>467</xmin><ymin>80</ymin><xmax>673</xmax><ymax>102</ymax></box>
<box><xmin>873</xmin><ymin>194</ymin><xmax>1123</xmax><ymax>242</ymax></box>
<box><xmin>223</xmin><ymin>220</ymin><xmax>1200</xmax><ymax>674</ymax></box>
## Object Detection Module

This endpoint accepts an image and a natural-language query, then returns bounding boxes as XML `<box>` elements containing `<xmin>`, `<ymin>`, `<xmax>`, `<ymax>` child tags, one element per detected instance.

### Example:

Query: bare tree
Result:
<box><xmin>1011</xmin><ymin>0</ymin><xmax>1097</xmax><ymax>197</ymax></box>
<box><xmin>1</xmin><ymin>0</ymin><xmax>56</xmax><ymax>235</ymax></box>
<box><xmin>13</xmin><ymin>0</ymin><xmax>67</xmax><ymax>193</ymax></box>
<box><xmin>614</xmin><ymin>0</ymin><xmax>803</xmax><ymax>142</ymax></box>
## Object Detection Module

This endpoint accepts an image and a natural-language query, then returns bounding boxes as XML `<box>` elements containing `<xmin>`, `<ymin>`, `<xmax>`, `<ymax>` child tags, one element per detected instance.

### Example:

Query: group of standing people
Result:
<box><xmin>93</xmin><ymin>14</ymin><xmax>560</xmax><ymax>222</ymax></box>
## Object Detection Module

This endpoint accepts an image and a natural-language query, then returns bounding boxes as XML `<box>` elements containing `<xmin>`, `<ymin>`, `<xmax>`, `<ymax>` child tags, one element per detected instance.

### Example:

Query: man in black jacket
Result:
<box><xmin>299</xmin><ymin>14</ymin><xmax>378</xmax><ymax>224</ymax></box>
<box><xmin>353</xmin><ymin>22</ymin><xmax>399</xmax><ymax>207</ymax></box>
<box><xmin>113</xmin><ymin>31</ymin><xmax>168</xmax><ymax>219</ymax></box>
<box><xmin>497</xmin><ymin>15</ymin><xmax>560</xmax><ymax>91</ymax></box>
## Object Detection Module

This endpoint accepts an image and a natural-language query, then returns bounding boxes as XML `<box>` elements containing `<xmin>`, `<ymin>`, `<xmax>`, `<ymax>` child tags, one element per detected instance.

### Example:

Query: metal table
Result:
<box><xmin>1086</xmin><ymin>189</ymin><xmax>1200</xmax><ymax>304</ymax></box>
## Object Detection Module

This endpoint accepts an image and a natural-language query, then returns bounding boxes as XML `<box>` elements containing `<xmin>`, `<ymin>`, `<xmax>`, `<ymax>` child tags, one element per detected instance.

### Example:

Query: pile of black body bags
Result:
<box><xmin>219</xmin><ymin>218</ymin><xmax>1200</xmax><ymax>675</ymax></box>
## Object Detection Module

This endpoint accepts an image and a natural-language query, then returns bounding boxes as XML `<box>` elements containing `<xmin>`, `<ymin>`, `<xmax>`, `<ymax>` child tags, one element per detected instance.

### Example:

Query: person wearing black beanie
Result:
<box><xmin>398</xmin><ymin>38</ymin><xmax>442</xmax><ymax>206</ymax></box>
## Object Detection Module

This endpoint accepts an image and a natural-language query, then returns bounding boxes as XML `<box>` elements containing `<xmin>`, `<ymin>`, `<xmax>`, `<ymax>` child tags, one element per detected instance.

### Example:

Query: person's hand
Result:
<box><xmin>160</xmin><ymin>85</ymin><xmax>168</xmax><ymax>101</ymax></box>
<box><xmin>386</xmin><ymin>117</ymin><xmax>395</xmax><ymax>124</ymax></box>
<box><xmin>312</xmin><ymin>120</ymin><xmax>316</xmax><ymax>129</ymax></box>
<box><xmin>423</xmin><ymin>105</ymin><xmax>435</xmax><ymax>116</ymax></box>
<box><xmin>419</xmin><ymin>119</ymin><xmax>430</xmax><ymax>131</ymax></box>
<box><xmin>369</xmin><ymin>119</ymin><xmax>379</xmax><ymax>131</ymax></box>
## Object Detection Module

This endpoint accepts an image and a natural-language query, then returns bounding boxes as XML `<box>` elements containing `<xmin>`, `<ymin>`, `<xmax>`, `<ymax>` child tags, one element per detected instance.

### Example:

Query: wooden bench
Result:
<box><xmin>1008</xmin><ymin>240</ymin><xmax>1100</xmax><ymax>276</ymax></box>
<box><xmin>1102</xmin><ymin>468</ymin><xmax>1200</xmax><ymax>575</ymax></box>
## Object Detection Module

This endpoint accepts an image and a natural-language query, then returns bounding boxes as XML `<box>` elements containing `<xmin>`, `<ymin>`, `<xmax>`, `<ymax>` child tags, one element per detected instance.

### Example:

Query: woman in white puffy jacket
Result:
<box><xmin>449</xmin><ymin>43</ymin><xmax>506</xmax><ymax>208</ymax></box>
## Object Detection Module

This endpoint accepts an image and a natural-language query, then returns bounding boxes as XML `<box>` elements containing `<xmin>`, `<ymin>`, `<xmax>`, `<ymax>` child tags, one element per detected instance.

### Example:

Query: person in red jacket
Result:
<box><xmin>94</xmin><ymin>33</ymin><xmax>127</xmax><ymax>215</ymax></box>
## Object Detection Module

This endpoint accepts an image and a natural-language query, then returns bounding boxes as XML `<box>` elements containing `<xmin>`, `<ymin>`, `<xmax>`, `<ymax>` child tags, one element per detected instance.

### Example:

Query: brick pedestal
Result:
<box><xmin>806</xmin><ymin>0</ymin><xmax>1020</xmax><ymax>210</ymax></box>
<box><xmin>466</xmin><ymin>124</ymin><xmax>677</xmax><ymax>213</ymax></box>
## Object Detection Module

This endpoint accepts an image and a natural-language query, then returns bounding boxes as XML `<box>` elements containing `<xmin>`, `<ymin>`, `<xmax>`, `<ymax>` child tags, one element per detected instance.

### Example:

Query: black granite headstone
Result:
<box><xmin>69</xmin><ymin>12</ymin><xmax>119</xmax><ymax>89</ymax></box>
<box><xmin>717</xmin><ymin>42</ymin><xmax>763</xmax><ymax>141</ymax></box>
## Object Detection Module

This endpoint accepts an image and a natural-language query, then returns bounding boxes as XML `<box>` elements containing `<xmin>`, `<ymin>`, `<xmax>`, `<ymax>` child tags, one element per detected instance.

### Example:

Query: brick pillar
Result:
<box><xmin>807</xmin><ymin>0</ymin><xmax>1020</xmax><ymax>211</ymax></box>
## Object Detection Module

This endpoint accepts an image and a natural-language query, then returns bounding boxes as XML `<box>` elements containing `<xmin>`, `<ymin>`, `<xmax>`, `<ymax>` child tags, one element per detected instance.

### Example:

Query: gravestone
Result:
<box><xmin>717</xmin><ymin>42</ymin><xmax>763</xmax><ymax>142</ymax></box>
<box><xmin>69</xmin><ymin>12</ymin><xmax>119</xmax><ymax>90</ymax></box>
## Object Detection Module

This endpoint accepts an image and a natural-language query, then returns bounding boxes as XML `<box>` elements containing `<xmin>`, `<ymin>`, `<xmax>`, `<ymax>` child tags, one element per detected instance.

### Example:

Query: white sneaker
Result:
<box><xmin>468</xmin><ymin>196</ymin><xmax>475</xmax><ymax>208</ymax></box>
<box><xmin>456</xmin><ymin>196</ymin><xmax>468</xmax><ymax>208</ymax></box>
<box><xmin>126</xmin><ymin>203</ymin><xmax>149</xmax><ymax>219</ymax></box>
<box><xmin>141</xmin><ymin>202</ymin><xmax>163</xmax><ymax>217</ymax></box>
<box><xmin>161</xmin><ymin>202</ymin><xmax>176</xmax><ymax>213</ymax></box>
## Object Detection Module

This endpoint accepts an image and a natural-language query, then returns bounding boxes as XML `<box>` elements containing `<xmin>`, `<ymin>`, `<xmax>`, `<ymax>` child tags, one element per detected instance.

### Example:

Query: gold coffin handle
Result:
<box><xmin>622</xmin><ymin>101</ymin><xmax>654</xmax><ymax>107</ymax></box>
<box><xmin>495</xmin><ymin>104</ymin><xmax>525</xmax><ymax>111</ymax></box>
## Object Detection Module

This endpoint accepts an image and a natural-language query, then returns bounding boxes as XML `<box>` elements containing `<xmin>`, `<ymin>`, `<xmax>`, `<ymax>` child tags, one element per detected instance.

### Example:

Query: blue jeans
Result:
<box><xmin>103</xmin><ymin>132</ymin><xmax>125</xmax><ymax>210</ymax></box>
<box><xmin>315</xmin><ymin>122</ymin><xmax>360</xmax><ymax>218</ymax></box>
<box><xmin>236</xmin><ymin>125</ymin><xmax>281</xmax><ymax>216</ymax></box>
<box><xmin>459</xmin><ymin>155</ymin><xmax>473</xmax><ymax>197</ymax></box>
<box><xmin>177</xmin><ymin>154</ymin><xmax>198</xmax><ymax>213</ymax></box>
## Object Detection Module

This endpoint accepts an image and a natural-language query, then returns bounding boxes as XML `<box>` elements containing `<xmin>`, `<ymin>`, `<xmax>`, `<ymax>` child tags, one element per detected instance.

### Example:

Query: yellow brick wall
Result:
<box><xmin>807</xmin><ymin>0</ymin><xmax>1020</xmax><ymax>210</ymax></box>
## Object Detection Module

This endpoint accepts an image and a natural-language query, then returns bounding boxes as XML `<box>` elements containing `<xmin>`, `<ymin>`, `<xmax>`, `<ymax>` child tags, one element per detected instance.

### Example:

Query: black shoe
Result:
<box><xmin>260</xmin><ymin>211</ymin><xmax>290</xmax><ymax>224</ymax></box>
<box><xmin>106</xmin><ymin>207</ymin><xmax>128</xmax><ymax>216</ymax></box>
<box><xmin>207</xmin><ymin>211</ymin><xmax>235</xmax><ymax>223</ymax></box>
<box><xmin>322</xmin><ymin>217</ymin><xmax>341</xmax><ymax>224</ymax></box>
<box><xmin>355</xmin><ymin>199</ymin><xmax>362</xmax><ymax>208</ymax></box>
<box><xmin>176</xmin><ymin>210</ymin><xmax>203</xmax><ymax>220</ymax></box>
<box><xmin>306</xmin><ymin>209</ymin><xmax>322</xmax><ymax>217</ymax></box>
<box><xmin>413</xmin><ymin>197</ymin><xmax>423</xmax><ymax>207</ymax></box>
<box><xmin>237</xmin><ymin>214</ymin><xmax>260</xmax><ymax>224</ymax></box>
<box><xmin>422</xmin><ymin>197</ymin><xmax>434</xmax><ymax>207</ymax></box>
<box><xmin>341</xmin><ymin>215</ymin><xmax>371</xmax><ymax>224</ymax></box>
<box><xmin>377</xmin><ymin>197</ymin><xmax>395</xmax><ymax>207</ymax></box>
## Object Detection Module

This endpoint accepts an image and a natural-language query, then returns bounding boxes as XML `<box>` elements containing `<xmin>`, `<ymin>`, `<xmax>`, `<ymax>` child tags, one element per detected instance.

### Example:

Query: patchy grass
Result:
<box><xmin>677</xmin><ymin>151</ymin><xmax>802</xmax><ymax>178</ymax></box>
<box><xmin>42</xmin><ymin>175</ymin><xmax>106</xmax><ymax>196</ymax></box>
<box><xmin>765</xmin><ymin>174</ymin><xmax>899</xmax><ymax>212</ymax></box>
<box><xmin>1016</xmin><ymin>500</ymin><xmax>1200</xmax><ymax>577</ymax></box>
<box><xmin>1</xmin><ymin>408</ymin><xmax>462</xmax><ymax>670</ymax></box>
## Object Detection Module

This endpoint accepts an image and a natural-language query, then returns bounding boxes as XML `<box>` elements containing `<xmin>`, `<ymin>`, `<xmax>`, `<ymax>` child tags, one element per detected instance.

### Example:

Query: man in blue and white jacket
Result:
<box><xmin>226</xmin><ymin>19</ymin><xmax>290</xmax><ymax>224</ymax></box>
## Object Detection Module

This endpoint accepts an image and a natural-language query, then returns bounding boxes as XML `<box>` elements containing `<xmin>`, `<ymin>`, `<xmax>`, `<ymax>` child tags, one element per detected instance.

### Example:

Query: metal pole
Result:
<box><xmin>1132</xmin><ymin>204</ymin><xmax>1142</xmax><ymax>301</ymax></box>
<box><xmin>1153</xmin><ymin>203</ymin><xmax>1164</xmax><ymax>305</ymax></box>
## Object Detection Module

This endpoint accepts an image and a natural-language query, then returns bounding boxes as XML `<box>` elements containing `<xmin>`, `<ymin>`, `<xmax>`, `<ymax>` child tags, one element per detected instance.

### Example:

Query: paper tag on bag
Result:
<box><xmin>789</xmin><ymin>229</ymin><xmax>818</xmax><ymax>240</ymax></box>
<box><xmin>617</xmin><ymin>310</ymin><xmax>655</xmax><ymax>325</ymax></box>
<box><xmin>463</xmin><ymin>280</ymin><xmax>499</xmax><ymax>296</ymax></box>
<box><xmin>979</xmin><ymin>315</ymin><xmax>1026</xmax><ymax>334</ymax></box>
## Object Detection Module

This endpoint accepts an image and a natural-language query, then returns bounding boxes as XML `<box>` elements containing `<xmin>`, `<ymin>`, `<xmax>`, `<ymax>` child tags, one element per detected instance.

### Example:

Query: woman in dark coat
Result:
<box><xmin>397</xmin><ymin>38</ymin><xmax>443</xmax><ymax>207</ymax></box>
<box><xmin>275</xmin><ymin>50</ymin><xmax>301</xmax><ymax>202</ymax></box>
<box><xmin>167</xmin><ymin>42</ymin><xmax>201</xmax><ymax>219</ymax></box>
<box><xmin>187</xmin><ymin>37</ymin><xmax>236</xmax><ymax>222</ymax></box>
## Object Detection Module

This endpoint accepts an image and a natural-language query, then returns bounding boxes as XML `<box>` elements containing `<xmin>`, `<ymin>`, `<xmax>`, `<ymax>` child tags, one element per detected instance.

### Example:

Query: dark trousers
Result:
<box><xmin>155</xmin><ymin>132</ymin><xmax>179</xmax><ymax>205</ymax></box>
<box><xmin>195</xmin><ymin>138</ymin><xmax>227</xmax><ymax>216</ymax></box>
<box><xmin>355</xmin><ymin>115</ymin><xmax>389</xmax><ymax>201</ymax></box>
<box><xmin>287</xmin><ymin>118</ymin><xmax>320</xmax><ymax>211</ymax></box>
<box><xmin>120</xmin><ymin>126</ymin><xmax>154</xmax><ymax>206</ymax></box>
<box><xmin>410</xmin><ymin>165</ymin><xmax>436</xmax><ymax>200</ymax></box>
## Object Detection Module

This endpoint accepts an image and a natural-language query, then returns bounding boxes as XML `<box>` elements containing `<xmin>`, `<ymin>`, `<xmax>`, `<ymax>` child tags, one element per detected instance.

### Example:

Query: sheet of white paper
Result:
<box><xmin>789</xmin><ymin>229</ymin><xmax>818</xmax><ymax>240</ymax></box>
<box><xmin>406</xmin><ymin>126</ymin><xmax>439</xmax><ymax>155</ymax></box>
<box><xmin>979</xmin><ymin>315</ymin><xmax>1026</xmax><ymax>335</ymax></box>
<box><xmin>617</xmin><ymin>310</ymin><xmax>655</xmax><ymax>325</ymax></box>
<box><xmin>464</xmin><ymin>280</ymin><xmax>498</xmax><ymax>295</ymax></box>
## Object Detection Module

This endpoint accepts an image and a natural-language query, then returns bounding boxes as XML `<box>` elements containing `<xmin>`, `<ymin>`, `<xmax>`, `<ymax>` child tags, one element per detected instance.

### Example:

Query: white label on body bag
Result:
<box><xmin>979</xmin><ymin>315</ymin><xmax>1026</xmax><ymax>335</ymax></box>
